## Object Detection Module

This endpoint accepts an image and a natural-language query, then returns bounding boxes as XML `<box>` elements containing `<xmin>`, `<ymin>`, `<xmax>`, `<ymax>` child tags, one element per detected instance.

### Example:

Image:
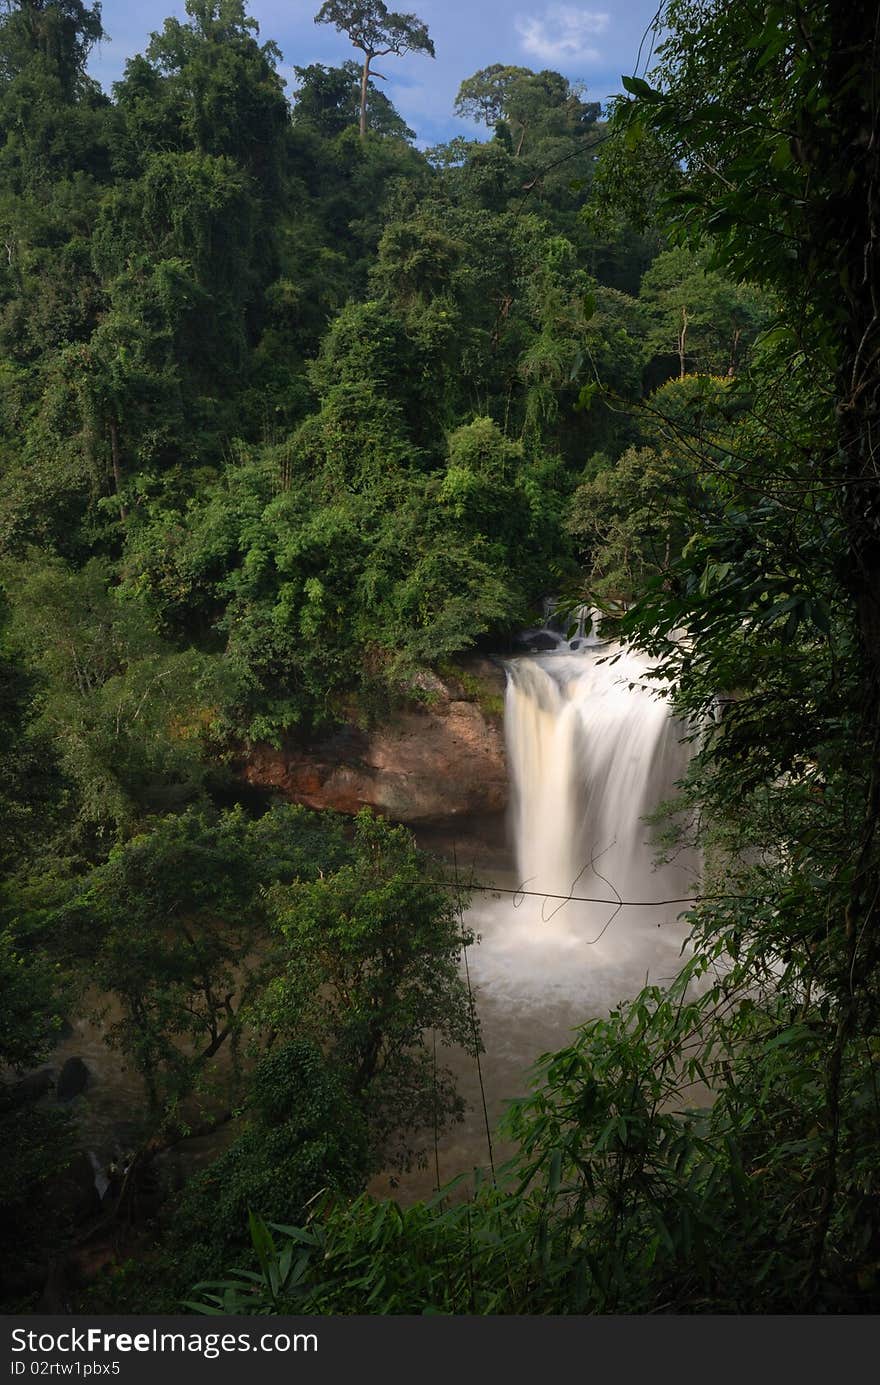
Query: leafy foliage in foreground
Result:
<box><xmin>32</xmin><ymin>807</ymin><xmax>477</xmax><ymax>1312</ymax></box>
<box><xmin>192</xmin><ymin>948</ymin><xmax>880</xmax><ymax>1313</ymax></box>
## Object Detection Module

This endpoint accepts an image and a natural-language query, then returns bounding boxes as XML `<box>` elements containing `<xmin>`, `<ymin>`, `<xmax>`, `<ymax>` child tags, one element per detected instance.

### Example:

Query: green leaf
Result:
<box><xmin>182</xmin><ymin>1301</ymin><xmax>227</xmax><ymax>1316</ymax></box>
<box><xmin>621</xmin><ymin>75</ymin><xmax>663</xmax><ymax>103</ymax></box>
<box><xmin>575</xmin><ymin>382</ymin><xmax>599</xmax><ymax>413</ymax></box>
<box><xmin>548</xmin><ymin>1146</ymin><xmax>563</xmax><ymax>1196</ymax></box>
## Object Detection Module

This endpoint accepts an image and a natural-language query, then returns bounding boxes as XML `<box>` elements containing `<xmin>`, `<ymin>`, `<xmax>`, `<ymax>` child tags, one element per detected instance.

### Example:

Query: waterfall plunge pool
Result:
<box><xmin>371</xmin><ymin>641</ymin><xmax>701</xmax><ymax>1200</ymax></box>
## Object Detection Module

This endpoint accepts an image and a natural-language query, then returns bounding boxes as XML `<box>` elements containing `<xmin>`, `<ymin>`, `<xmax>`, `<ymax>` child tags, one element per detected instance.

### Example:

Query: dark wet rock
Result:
<box><xmin>154</xmin><ymin>1149</ymin><xmax>185</xmax><ymax>1198</ymax></box>
<box><xmin>57</xmin><ymin>1057</ymin><xmax>90</xmax><ymax>1102</ymax></box>
<box><xmin>0</xmin><ymin>1257</ymin><xmax>48</xmax><ymax>1300</ymax></box>
<box><xmin>513</xmin><ymin>631</ymin><xmax>559</xmax><ymax>652</ymax></box>
<box><xmin>55</xmin><ymin>1018</ymin><xmax>75</xmax><ymax>1042</ymax></box>
<box><xmin>14</xmin><ymin>1068</ymin><xmax>54</xmax><ymax>1105</ymax></box>
<box><xmin>569</xmin><ymin>639</ymin><xmax>581</xmax><ymax>651</ymax></box>
<box><xmin>107</xmin><ymin>1121</ymin><xmax>141</xmax><ymax>1153</ymax></box>
<box><xmin>44</xmin><ymin>1151</ymin><xmax>102</xmax><ymax>1223</ymax></box>
<box><xmin>36</xmin><ymin>1257</ymin><xmax>71</xmax><ymax>1314</ymax></box>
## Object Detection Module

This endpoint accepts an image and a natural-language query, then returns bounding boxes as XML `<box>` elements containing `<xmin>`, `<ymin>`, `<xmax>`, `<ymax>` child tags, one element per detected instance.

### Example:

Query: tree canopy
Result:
<box><xmin>314</xmin><ymin>1</ymin><xmax>433</xmax><ymax>138</ymax></box>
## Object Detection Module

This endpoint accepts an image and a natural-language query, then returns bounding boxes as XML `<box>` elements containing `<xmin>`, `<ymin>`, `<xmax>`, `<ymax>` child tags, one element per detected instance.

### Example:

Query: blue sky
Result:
<box><xmin>88</xmin><ymin>1</ymin><xmax>664</xmax><ymax>145</ymax></box>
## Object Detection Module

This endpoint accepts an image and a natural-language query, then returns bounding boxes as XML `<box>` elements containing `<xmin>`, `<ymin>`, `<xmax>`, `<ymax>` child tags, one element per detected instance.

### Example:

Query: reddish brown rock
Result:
<box><xmin>241</xmin><ymin>659</ymin><xmax>508</xmax><ymax>824</ymax></box>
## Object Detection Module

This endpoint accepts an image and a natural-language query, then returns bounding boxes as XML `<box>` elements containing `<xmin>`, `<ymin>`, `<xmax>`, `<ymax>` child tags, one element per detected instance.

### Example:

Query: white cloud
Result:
<box><xmin>515</xmin><ymin>6</ymin><xmax>610</xmax><ymax>65</ymax></box>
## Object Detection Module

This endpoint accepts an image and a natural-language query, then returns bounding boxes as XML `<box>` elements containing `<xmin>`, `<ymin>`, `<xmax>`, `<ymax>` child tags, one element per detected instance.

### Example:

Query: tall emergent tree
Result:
<box><xmin>0</xmin><ymin>0</ymin><xmax>103</xmax><ymax>96</ymax></box>
<box><xmin>314</xmin><ymin>0</ymin><xmax>433</xmax><ymax>139</ymax></box>
<box><xmin>454</xmin><ymin>63</ymin><xmax>599</xmax><ymax>158</ymax></box>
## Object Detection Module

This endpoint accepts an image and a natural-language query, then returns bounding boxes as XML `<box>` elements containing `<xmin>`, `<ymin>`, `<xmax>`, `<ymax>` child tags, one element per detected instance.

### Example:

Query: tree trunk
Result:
<box><xmin>109</xmin><ymin>418</ymin><xmax>126</xmax><ymax>522</ymax></box>
<box><xmin>678</xmin><ymin>305</ymin><xmax>689</xmax><ymax>378</ymax></box>
<box><xmin>359</xmin><ymin>54</ymin><xmax>370</xmax><ymax>139</ymax></box>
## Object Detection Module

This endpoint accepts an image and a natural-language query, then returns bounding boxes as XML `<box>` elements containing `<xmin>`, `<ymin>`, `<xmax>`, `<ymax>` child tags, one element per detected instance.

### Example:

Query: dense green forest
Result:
<box><xmin>1</xmin><ymin>0</ymin><xmax>879</xmax><ymax>1314</ymax></box>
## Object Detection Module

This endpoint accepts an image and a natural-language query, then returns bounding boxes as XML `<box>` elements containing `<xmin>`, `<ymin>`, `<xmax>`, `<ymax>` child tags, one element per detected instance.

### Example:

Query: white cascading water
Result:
<box><xmin>466</xmin><ymin>636</ymin><xmax>697</xmax><ymax>1014</ymax></box>
<box><xmin>373</xmin><ymin>626</ymin><xmax>701</xmax><ymax>1195</ymax></box>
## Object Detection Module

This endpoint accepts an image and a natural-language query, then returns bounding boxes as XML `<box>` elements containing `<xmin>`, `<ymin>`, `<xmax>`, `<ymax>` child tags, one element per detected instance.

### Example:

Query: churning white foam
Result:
<box><xmin>466</xmin><ymin>645</ymin><xmax>697</xmax><ymax>1014</ymax></box>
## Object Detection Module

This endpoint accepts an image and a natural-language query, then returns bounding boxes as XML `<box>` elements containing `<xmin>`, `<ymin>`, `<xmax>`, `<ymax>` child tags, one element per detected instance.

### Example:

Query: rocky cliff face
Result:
<box><xmin>241</xmin><ymin>657</ymin><xmax>509</xmax><ymax>825</ymax></box>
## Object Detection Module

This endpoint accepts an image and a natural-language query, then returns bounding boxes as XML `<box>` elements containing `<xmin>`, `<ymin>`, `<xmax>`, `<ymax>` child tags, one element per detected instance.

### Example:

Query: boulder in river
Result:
<box><xmin>513</xmin><ymin>631</ymin><xmax>560</xmax><ymax>652</ymax></box>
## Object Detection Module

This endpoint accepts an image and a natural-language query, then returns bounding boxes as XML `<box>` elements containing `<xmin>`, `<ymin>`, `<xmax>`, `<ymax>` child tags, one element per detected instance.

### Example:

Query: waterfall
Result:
<box><xmin>384</xmin><ymin>640</ymin><xmax>702</xmax><ymax>1196</ymax></box>
<box><xmin>467</xmin><ymin>643</ymin><xmax>696</xmax><ymax>1012</ymax></box>
<box><xmin>506</xmin><ymin>647</ymin><xmax>687</xmax><ymax>903</ymax></box>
